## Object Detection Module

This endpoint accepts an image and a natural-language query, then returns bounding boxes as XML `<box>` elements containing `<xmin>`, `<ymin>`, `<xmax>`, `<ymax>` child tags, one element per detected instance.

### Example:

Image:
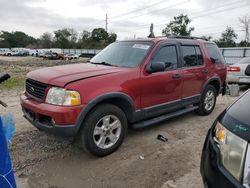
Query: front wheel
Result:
<box><xmin>196</xmin><ymin>85</ymin><xmax>217</xmax><ymax>116</ymax></box>
<box><xmin>80</xmin><ymin>104</ymin><xmax>127</xmax><ymax>157</ymax></box>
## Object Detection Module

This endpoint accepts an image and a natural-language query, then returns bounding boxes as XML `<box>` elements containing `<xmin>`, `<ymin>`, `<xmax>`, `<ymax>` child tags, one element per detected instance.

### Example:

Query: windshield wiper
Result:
<box><xmin>90</xmin><ymin>61</ymin><xmax>115</xmax><ymax>66</ymax></box>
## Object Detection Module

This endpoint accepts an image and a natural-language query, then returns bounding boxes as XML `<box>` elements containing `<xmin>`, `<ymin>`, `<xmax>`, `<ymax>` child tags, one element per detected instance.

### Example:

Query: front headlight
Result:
<box><xmin>45</xmin><ymin>87</ymin><xmax>81</xmax><ymax>106</ymax></box>
<box><xmin>243</xmin><ymin>144</ymin><xmax>250</xmax><ymax>187</ymax></box>
<box><xmin>215</xmin><ymin>122</ymin><xmax>248</xmax><ymax>181</ymax></box>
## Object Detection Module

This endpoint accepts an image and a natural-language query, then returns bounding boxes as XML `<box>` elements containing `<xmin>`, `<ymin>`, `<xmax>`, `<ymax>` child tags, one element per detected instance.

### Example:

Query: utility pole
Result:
<box><xmin>148</xmin><ymin>23</ymin><xmax>155</xmax><ymax>38</ymax></box>
<box><xmin>106</xmin><ymin>13</ymin><xmax>108</xmax><ymax>32</ymax></box>
<box><xmin>239</xmin><ymin>15</ymin><xmax>250</xmax><ymax>46</ymax></box>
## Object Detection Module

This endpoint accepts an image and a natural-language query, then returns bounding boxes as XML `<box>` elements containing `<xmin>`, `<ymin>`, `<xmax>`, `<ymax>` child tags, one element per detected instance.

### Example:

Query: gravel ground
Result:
<box><xmin>0</xmin><ymin>56</ymin><xmax>245</xmax><ymax>188</ymax></box>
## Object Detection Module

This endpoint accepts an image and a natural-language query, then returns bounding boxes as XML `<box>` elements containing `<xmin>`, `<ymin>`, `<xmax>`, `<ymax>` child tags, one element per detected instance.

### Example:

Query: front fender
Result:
<box><xmin>74</xmin><ymin>92</ymin><xmax>136</xmax><ymax>134</ymax></box>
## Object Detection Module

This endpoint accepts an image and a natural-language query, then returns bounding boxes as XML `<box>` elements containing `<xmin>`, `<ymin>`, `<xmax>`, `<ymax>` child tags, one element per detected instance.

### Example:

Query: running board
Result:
<box><xmin>132</xmin><ymin>106</ymin><xmax>198</xmax><ymax>129</ymax></box>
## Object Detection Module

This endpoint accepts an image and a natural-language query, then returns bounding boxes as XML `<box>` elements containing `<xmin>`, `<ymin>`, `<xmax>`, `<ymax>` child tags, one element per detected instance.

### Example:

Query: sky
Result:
<box><xmin>0</xmin><ymin>0</ymin><xmax>249</xmax><ymax>41</ymax></box>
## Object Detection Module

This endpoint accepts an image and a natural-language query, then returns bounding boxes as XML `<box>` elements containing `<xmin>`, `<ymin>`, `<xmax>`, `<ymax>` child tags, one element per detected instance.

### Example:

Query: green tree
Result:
<box><xmin>162</xmin><ymin>14</ymin><xmax>194</xmax><ymax>37</ymax></box>
<box><xmin>215</xmin><ymin>27</ymin><xmax>238</xmax><ymax>47</ymax></box>
<box><xmin>39</xmin><ymin>32</ymin><xmax>53</xmax><ymax>48</ymax></box>
<box><xmin>53</xmin><ymin>28</ymin><xmax>71</xmax><ymax>48</ymax></box>
<box><xmin>107</xmin><ymin>33</ymin><xmax>117</xmax><ymax>44</ymax></box>
<box><xmin>78</xmin><ymin>30</ymin><xmax>91</xmax><ymax>48</ymax></box>
<box><xmin>68</xmin><ymin>28</ymin><xmax>78</xmax><ymax>48</ymax></box>
<box><xmin>91</xmin><ymin>28</ymin><xmax>109</xmax><ymax>42</ymax></box>
<box><xmin>238</xmin><ymin>40</ymin><xmax>250</xmax><ymax>47</ymax></box>
<box><xmin>0</xmin><ymin>31</ymin><xmax>37</xmax><ymax>48</ymax></box>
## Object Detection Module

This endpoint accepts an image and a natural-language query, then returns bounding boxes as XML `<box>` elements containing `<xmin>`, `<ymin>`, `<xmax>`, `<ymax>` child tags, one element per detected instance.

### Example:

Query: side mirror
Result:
<box><xmin>245</xmin><ymin>64</ymin><xmax>250</xmax><ymax>76</ymax></box>
<box><xmin>147</xmin><ymin>61</ymin><xmax>165</xmax><ymax>74</ymax></box>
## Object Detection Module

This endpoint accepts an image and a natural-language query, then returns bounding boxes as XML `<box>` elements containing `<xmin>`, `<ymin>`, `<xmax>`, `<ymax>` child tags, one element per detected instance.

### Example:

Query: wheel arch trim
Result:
<box><xmin>75</xmin><ymin>92</ymin><xmax>136</xmax><ymax>133</ymax></box>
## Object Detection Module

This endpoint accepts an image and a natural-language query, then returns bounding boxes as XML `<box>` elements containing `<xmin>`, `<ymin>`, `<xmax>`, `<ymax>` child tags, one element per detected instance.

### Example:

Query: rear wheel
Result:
<box><xmin>80</xmin><ymin>104</ymin><xmax>127</xmax><ymax>157</ymax></box>
<box><xmin>196</xmin><ymin>85</ymin><xmax>217</xmax><ymax>116</ymax></box>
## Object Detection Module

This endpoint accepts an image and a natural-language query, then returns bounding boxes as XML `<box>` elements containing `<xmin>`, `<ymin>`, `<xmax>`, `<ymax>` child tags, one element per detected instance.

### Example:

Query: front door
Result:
<box><xmin>140</xmin><ymin>44</ymin><xmax>183</xmax><ymax>118</ymax></box>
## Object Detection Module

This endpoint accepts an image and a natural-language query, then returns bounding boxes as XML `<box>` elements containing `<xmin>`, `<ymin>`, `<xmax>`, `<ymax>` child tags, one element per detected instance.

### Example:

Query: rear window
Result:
<box><xmin>205</xmin><ymin>43</ymin><xmax>226</xmax><ymax>64</ymax></box>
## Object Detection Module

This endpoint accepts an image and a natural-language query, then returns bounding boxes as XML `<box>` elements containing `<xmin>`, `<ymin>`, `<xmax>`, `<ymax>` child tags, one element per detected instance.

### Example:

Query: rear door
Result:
<box><xmin>180</xmin><ymin>44</ymin><xmax>207</xmax><ymax>105</ymax></box>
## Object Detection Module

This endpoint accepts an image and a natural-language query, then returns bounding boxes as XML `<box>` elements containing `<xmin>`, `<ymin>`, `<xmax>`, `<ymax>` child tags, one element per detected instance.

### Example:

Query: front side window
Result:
<box><xmin>90</xmin><ymin>42</ymin><xmax>152</xmax><ymax>68</ymax></box>
<box><xmin>152</xmin><ymin>45</ymin><xmax>178</xmax><ymax>70</ymax></box>
<box><xmin>181</xmin><ymin>45</ymin><xmax>204</xmax><ymax>67</ymax></box>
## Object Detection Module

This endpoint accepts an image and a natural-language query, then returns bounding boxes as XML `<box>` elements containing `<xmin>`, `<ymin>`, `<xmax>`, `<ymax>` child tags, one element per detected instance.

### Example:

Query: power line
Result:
<box><xmin>109</xmin><ymin>0</ymin><xmax>171</xmax><ymax>20</ymax></box>
<box><xmin>109</xmin><ymin>0</ymin><xmax>191</xmax><ymax>24</ymax></box>
<box><xmin>133</xmin><ymin>0</ymin><xmax>249</xmax><ymax>32</ymax></box>
<box><xmin>149</xmin><ymin>0</ymin><xmax>246</xmax><ymax>28</ymax></box>
<box><xmin>195</xmin><ymin>29</ymin><xmax>243</xmax><ymax>37</ymax></box>
<box><xmin>112</xmin><ymin>0</ymin><xmax>241</xmax><ymax>31</ymax></box>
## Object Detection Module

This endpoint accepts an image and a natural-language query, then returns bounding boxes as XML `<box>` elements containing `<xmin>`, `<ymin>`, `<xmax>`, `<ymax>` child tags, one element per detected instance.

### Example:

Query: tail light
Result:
<box><xmin>228</xmin><ymin>66</ymin><xmax>240</xmax><ymax>72</ymax></box>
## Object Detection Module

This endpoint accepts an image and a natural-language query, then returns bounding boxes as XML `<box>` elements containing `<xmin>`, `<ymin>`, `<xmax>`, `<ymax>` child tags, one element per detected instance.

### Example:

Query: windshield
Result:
<box><xmin>220</xmin><ymin>90</ymin><xmax>250</xmax><ymax>140</ymax></box>
<box><xmin>226</xmin><ymin>90</ymin><xmax>250</xmax><ymax>126</ymax></box>
<box><xmin>238</xmin><ymin>57</ymin><xmax>250</xmax><ymax>64</ymax></box>
<box><xmin>90</xmin><ymin>41</ymin><xmax>152</xmax><ymax>68</ymax></box>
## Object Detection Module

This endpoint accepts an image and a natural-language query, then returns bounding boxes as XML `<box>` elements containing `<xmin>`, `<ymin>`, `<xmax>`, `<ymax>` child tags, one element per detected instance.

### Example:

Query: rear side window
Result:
<box><xmin>181</xmin><ymin>45</ymin><xmax>204</xmax><ymax>67</ymax></box>
<box><xmin>153</xmin><ymin>45</ymin><xmax>178</xmax><ymax>70</ymax></box>
<box><xmin>205</xmin><ymin>43</ymin><xmax>225</xmax><ymax>64</ymax></box>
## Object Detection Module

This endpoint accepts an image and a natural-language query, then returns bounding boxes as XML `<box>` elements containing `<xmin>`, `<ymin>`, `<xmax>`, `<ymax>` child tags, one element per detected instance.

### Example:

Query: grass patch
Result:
<box><xmin>0</xmin><ymin>77</ymin><xmax>25</xmax><ymax>89</ymax></box>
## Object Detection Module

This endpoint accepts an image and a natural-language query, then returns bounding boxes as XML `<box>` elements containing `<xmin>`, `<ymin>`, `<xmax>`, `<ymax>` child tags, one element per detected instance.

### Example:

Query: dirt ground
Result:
<box><xmin>0</xmin><ymin>56</ymin><xmax>244</xmax><ymax>188</ymax></box>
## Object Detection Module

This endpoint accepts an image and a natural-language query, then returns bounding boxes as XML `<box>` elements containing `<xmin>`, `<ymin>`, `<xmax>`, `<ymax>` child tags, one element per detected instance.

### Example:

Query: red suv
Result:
<box><xmin>20</xmin><ymin>37</ymin><xmax>227</xmax><ymax>156</ymax></box>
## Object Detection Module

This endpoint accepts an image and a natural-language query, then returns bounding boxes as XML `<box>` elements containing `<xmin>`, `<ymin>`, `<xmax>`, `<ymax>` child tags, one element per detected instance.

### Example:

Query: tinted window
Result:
<box><xmin>195</xmin><ymin>46</ymin><xmax>204</xmax><ymax>65</ymax></box>
<box><xmin>91</xmin><ymin>42</ymin><xmax>152</xmax><ymax>68</ymax></box>
<box><xmin>181</xmin><ymin>45</ymin><xmax>203</xmax><ymax>67</ymax></box>
<box><xmin>153</xmin><ymin>45</ymin><xmax>178</xmax><ymax>70</ymax></box>
<box><xmin>220</xmin><ymin>90</ymin><xmax>250</xmax><ymax>140</ymax></box>
<box><xmin>205</xmin><ymin>43</ymin><xmax>225</xmax><ymax>64</ymax></box>
<box><xmin>226</xmin><ymin>90</ymin><xmax>250</xmax><ymax>126</ymax></box>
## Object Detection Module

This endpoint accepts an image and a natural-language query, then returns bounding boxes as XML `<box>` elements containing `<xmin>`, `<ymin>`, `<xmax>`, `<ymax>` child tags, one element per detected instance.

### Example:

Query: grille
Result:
<box><xmin>26</xmin><ymin>79</ymin><xmax>48</xmax><ymax>100</ymax></box>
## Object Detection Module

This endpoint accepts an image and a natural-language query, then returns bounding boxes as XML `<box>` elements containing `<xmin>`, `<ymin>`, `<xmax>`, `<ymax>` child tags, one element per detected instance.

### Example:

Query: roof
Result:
<box><xmin>120</xmin><ymin>36</ymin><xmax>210</xmax><ymax>44</ymax></box>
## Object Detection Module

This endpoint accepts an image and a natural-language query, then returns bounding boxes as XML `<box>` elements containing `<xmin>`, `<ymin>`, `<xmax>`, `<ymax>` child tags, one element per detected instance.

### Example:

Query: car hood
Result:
<box><xmin>27</xmin><ymin>63</ymin><xmax>125</xmax><ymax>87</ymax></box>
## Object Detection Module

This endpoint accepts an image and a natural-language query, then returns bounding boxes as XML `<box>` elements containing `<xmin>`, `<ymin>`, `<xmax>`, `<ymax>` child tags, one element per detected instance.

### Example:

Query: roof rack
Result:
<box><xmin>167</xmin><ymin>35</ymin><xmax>209</xmax><ymax>41</ymax></box>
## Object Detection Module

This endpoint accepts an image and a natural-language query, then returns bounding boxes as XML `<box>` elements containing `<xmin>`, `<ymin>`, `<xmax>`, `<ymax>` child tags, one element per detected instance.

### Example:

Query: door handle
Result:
<box><xmin>172</xmin><ymin>74</ymin><xmax>181</xmax><ymax>79</ymax></box>
<box><xmin>201</xmin><ymin>69</ymin><xmax>208</xmax><ymax>74</ymax></box>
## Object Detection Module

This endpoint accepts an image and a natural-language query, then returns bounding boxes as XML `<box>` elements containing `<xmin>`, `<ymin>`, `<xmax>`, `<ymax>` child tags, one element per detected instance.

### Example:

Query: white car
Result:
<box><xmin>227</xmin><ymin>57</ymin><xmax>250</xmax><ymax>84</ymax></box>
<box><xmin>0</xmin><ymin>48</ymin><xmax>11</xmax><ymax>56</ymax></box>
<box><xmin>64</xmin><ymin>53</ymin><xmax>79</xmax><ymax>60</ymax></box>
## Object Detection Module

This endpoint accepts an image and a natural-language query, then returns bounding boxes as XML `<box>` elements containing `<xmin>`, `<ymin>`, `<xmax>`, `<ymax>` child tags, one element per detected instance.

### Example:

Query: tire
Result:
<box><xmin>80</xmin><ymin>104</ymin><xmax>127</xmax><ymax>157</ymax></box>
<box><xmin>196</xmin><ymin>85</ymin><xmax>217</xmax><ymax>116</ymax></box>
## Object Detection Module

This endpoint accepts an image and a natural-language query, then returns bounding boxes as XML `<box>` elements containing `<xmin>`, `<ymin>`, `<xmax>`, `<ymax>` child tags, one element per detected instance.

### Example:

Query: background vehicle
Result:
<box><xmin>29</xmin><ymin>49</ymin><xmax>38</xmax><ymax>56</ymax></box>
<box><xmin>65</xmin><ymin>53</ymin><xmax>79</xmax><ymax>60</ymax></box>
<box><xmin>0</xmin><ymin>48</ymin><xmax>11</xmax><ymax>56</ymax></box>
<box><xmin>44</xmin><ymin>52</ymin><xmax>64</xmax><ymax>60</ymax></box>
<box><xmin>16</xmin><ymin>50</ymin><xmax>29</xmax><ymax>56</ymax></box>
<box><xmin>20</xmin><ymin>37</ymin><xmax>227</xmax><ymax>156</ymax></box>
<box><xmin>227</xmin><ymin>57</ymin><xmax>250</xmax><ymax>84</ymax></box>
<box><xmin>201</xmin><ymin>64</ymin><xmax>250</xmax><ymax>188</ymax></box>
<box><xmin>6</xmin><ymin>48</ymin><xmax>27</xmax><ymax>56</ymax></box>
<box><xmin>79</xmin><ymin>52</ymin><xmax>96</xmax><ymax>58</ymax></box>
<box><xmin>7</xmin><ymin>49</ymin><xmax>19</xmax><ymax>56</ymax></box>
